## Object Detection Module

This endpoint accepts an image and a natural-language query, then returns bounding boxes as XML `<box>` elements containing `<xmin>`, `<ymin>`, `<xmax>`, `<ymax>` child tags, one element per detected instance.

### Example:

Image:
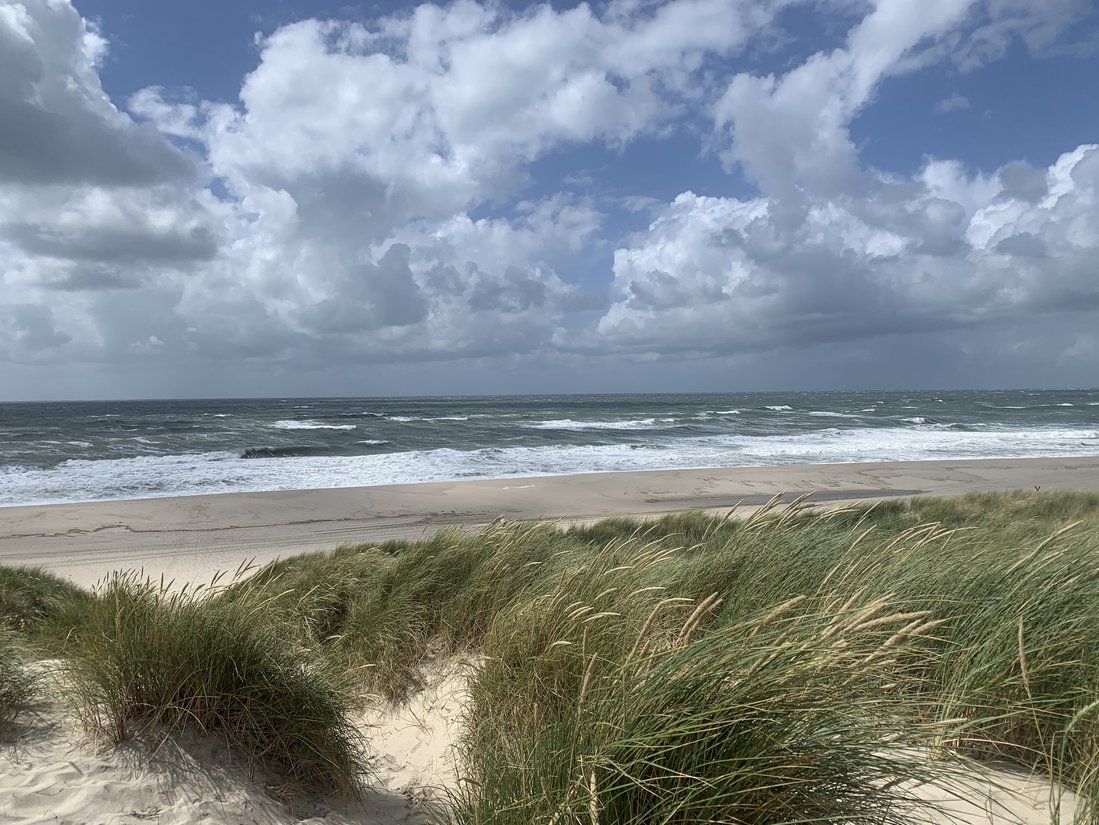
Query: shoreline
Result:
<box><xmin>3</xmin><ymin>455</ymin><xmax>1098</xmax><ymax>587</ymax></box>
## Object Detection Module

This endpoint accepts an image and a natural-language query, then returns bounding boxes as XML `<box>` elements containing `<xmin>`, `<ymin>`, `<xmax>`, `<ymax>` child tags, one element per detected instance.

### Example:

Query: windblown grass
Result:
<box><xmin>0</xmin><ymin>629</ymin><xmax>39</xmax><ymax>729</ymax></box>
<box><xmin>7</xmin><ymin>489</ymin><xmax>1097</xmax><ymax>819</ymax></box>
<box><xmin>0</xmin><ymin>565</ymin><xmax>89</xmax><ymax>639</ymax></box>
<box><xmin>461</xmin><ymin>578</ymin><xmax>951</xmax><ymax>825</ymax></box>
<box><xmin>63</xmin><ymin>572</ymin><xmax>368</xmax><ymax>795</ymax></box>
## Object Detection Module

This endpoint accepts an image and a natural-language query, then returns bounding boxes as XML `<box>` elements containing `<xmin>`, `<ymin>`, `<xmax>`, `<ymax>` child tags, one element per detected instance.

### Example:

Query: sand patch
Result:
<box><xmin>0</xmin><ymin>663</ymin><xmax>471</xmax><ymax>825</ymax></box>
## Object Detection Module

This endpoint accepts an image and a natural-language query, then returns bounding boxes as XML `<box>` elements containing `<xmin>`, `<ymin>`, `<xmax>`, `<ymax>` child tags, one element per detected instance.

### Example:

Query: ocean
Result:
<box><xmin>1</xmin><ymin>389</ymin><xmax>1097</xmax><ymax>507</ymax></box>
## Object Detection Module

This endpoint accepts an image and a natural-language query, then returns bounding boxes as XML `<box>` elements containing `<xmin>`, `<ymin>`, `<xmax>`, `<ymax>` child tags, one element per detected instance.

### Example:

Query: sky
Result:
<box><xmin>0</xmin><ymin>0</ymin><xmax>1097</xmax><ymax>400</ymax></box>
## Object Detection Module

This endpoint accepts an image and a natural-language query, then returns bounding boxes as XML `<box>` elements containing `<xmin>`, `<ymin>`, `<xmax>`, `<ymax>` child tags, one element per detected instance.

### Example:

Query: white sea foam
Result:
<box><xmin>705</xmin><ymin>409</ymin><xmax>741</xmax><ymax>415</ymax></box>
<box><xmin>524</xmin><ymin>418</ymin><xmax>672</xmax><ymax>431</ymax></box>
<box><xmin>808</xmin><ymin>411</ymin><xmax>858</xmax><ymax>418</ymax></box>
<box><xmin>902</xmin><ymin>417</ymin><xmax>928</xmax><ymax>424</ymax></box>
<box><xmin>3</xmin><ymin>426</ymin><xmax>1097</xmax><ymax>507</ymax></box>
<box><xmin>764</xmin><ymin>405</ymin><xmax>793</xmax><ymax>411</ymax></box>
<box><xmin>387</xmin><ymin>415</ymin><xmax>477</xmax><ymax>422</ymax></box>
<box><xmin>356</xmin><ymin>439</ymin><xmax>388</xmax><ymax>445</ymax></box>
<box><xmin>270</xmin><ymin>420</ymin><xmax>356</xmax><ymax>430</ymax></box>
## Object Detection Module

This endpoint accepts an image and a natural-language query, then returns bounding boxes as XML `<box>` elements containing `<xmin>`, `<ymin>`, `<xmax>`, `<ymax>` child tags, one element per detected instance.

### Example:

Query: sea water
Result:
<box><xmin>1</xmin><ymin>390</ymin><xmax>1097</xmax><ymax>506</ymax></box>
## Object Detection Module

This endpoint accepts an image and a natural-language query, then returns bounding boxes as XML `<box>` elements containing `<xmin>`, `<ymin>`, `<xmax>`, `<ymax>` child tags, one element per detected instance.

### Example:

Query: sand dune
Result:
<box><xmin>2</xmin><ymin>662</ymin><xmax>1081</xmax><ymax>825</ymax></box>
<box><xmin>0</xmin><ymin>662</ymin><xmax>468</xmax><ymax>825</ymax></box>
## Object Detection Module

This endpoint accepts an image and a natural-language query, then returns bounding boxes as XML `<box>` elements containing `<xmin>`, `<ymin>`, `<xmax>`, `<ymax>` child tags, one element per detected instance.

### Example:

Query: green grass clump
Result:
<box><xmin>64</xmin><ymin>573</ymin><xmax>368</xmax><ymax>795</ymax></box>
<box><xmin>461</xmin><ymin>580</ymin><xmax>949</xmax><ymax>825</ymax></box>
<box><xmin>232</xmin><ymin>523</ymin><xmax>585</xmax><ymax>702</ymax></box>
<box><xmin>0</xmin><ymin>565</ymin><xmax>90</xmax><ymax>638</ymax></box>
<box><xmin>0</xmin><ymin>629</ymin><xmax>39</xmax><ymax>728</ymax></box>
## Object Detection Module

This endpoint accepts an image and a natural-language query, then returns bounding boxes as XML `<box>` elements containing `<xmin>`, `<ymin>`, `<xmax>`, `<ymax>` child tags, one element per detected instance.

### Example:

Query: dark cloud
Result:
<box><xmin>0</xmin><ymin>303</ymin><xmax>71</xmax><ymax>355</ymax></box>
<box><xmin>995</xmin><ymin>232</ymin><xmax>1046</xmax><ymax>258</ymax></box>
<box><xmin>0</xmin><ymin>2</ymin><xmax>194</xmax><ymax>186</ymax></box>
<box><xmin>997</xmin><ymin>161</ymin><xmax>1048</xmax><ymax>203</ymax></box>
<box><xmin>299</xmin><ymin>243</ymin><xmax>428</xmax><ymax>333</ymax></box>
<box><xmin>6</xmin><ymin>222</ymin><xmax>217</xmax><ymax>267</ymax></box>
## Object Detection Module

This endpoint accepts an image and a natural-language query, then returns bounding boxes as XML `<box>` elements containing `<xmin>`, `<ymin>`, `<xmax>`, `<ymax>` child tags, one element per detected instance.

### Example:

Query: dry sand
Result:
<box><xmin>3</xmin><ymin>456</ymin><xmax>1098</xmax><ymax>588</ymax></box>
<box><xmin>0</xmin><ymin>661</ymin><xmax>469</xmax><ymax>825</ymax></box>
<box><xmin>3</xmin><ymin>456</ymin><xmax>1097</xmax><ymax>824</ymax></box>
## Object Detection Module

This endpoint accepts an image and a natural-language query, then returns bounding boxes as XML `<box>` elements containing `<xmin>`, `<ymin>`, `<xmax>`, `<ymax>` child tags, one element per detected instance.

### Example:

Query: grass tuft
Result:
<box><xmin>64</xmin><ymin>572</ymin><xmax>369</xmax><ymax>796</ymax></box>
<box><xmin>0</xmin><ymin>629</ymin><xmax>39</xmax><ymax>729</ymax></box>
<box><xmin>0</xmin><ymin>565</ymin><xmax>90</xmax><ymax>638</ymax></box>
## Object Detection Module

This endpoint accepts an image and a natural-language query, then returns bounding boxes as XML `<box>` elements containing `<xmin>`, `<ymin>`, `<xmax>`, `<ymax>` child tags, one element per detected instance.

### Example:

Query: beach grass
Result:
<box><xmin>60</xmin><ymin>572</ymin><xmax>369</xmax><ymax>796</ymax></box>
<box><xmin>216</xmin><ymin>490</ymin><xmax>1098</xmax><ymax>820</ymax></box>
<box><xmin>3</xmin><ymin>489</ymin><xmax>1098</xmax><ymax>820</ymax></box>
<box><xmin>0</xmin><ymin>564</ymin><xmax>90</xmax><ymax>639</ymax></box>
<box><xmin>0</xmin><ymin>629</ymin><xmax>39</xmax><ymax>729</ymax></box>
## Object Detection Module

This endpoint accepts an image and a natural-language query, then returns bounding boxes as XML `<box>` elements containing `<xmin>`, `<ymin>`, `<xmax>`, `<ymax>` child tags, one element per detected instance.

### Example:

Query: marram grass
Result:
<box><xmin>63</xmin><ymin>571</ymin><xmax>369</xmax><ymax>796</ymax></box>
<box><xmin>3</xmin><ymin>489</ymin><xmax>1098</xmax><ymax>820</ymax></box>
<box><xmin>0</xmin><ymin>564</ymin><xmax>89</xmax><ymax>639</ymax></box>
<box><xmin>0</xmin><ymin>628</ymin><xmax>39</xmax><ymax>729</ymax></box>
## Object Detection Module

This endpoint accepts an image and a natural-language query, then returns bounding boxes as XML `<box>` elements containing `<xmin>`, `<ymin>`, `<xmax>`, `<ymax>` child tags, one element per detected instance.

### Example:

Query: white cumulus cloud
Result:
<box><xmin>0</xmin><ymin>0</ymin><xmax>1096</xmax><ymax>392</ymax></box>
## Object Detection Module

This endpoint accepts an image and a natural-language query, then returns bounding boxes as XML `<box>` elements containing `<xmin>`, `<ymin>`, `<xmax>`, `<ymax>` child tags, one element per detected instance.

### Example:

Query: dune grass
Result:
<box><xmin>0</xmin><ymin>629</ymin><xmax>39</xmax><ymax>729</ymax></box>
<box><xmin>0</xmin><ymin>564</ymin><xmax>89</xmax><ymax>640</ymax></box>
<box><xmin>61</xmin><ymin>572</ymin><xmax>369</xmax><ymax>796</ymax></box>
<box><xmin>3</xmin><ymin>489</ymin><xmax>1098</xmax><ymax>820</ymax></box>
<box><xmin>218</xmin><ymin>490</ymin><xmax>1098</xmax><ymax>820</ymax></box>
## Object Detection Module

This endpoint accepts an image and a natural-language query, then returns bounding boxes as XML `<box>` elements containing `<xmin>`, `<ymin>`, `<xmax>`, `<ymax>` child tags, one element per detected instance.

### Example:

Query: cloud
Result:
<box><xmin>111</xmin><ymin>0</ymin><xmax>776</xmax><ymax>364</ymax></box>
<box><xmin>572</xmin><ymin>0</ymin><xmax>1099</xmax><ymax>359</ymax></box>
<box><xmin>0</xmin><ymin>0</ymin><xmax>1096</xmax><ymax>392</ymax></box>
<box><xmin>0</xmin><ymin>0</ymin><xmax>194</xmax><ymax>186</ymax></box>
<box><xmin>575</xmin><ymin>144</ymin><xmax>1098</xmax><ymax>356</ymax></box>
<box><xmin>935</xmin><ymin>92</ymin><xmax>971</xmax><ymax>112</ymax></box>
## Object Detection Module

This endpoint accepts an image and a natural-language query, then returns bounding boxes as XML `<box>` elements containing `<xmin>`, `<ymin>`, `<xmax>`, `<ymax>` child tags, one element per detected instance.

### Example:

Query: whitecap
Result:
<box><xmin>270</xmin><ymin>420</ymin><xmax>356</xmax><ymax>430</ymax></box>
<box><xmin>524</xmin><ymin>418</ymin><xmax>667</xmax><ymax>431</ymax></box>
<box><xmin>4</xmin><ymin>424</ymin><xmax>1099</xmax><ymax>507</ymax></box>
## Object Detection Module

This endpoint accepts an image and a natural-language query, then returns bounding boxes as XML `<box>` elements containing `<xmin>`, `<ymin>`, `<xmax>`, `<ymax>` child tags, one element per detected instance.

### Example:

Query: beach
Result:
<box><xmin>3</xmin><ymin>455</ymin><xmax>1099</xmax><ymax>587</ymax></box>
<box><xmin>4</xmin><ymin>457</ymin><xmax>1098</xmax><ymax>824</ymax></box>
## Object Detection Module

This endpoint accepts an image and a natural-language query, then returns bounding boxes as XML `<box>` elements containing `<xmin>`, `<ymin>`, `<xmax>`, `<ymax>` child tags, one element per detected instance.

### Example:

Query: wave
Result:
<box><xmin>524</xmin><ymin>418</ymin><xmax>674</xmax><ymax>431</ymax></box>
<box><xmin>902</xmin><ymin>417</ymin><xmax>928</xmax><ymax>424</ymax></box>
<box><xmin>808</xmin><ymin>411</ymin><xmax>859</xmax><ymax>418</ymax></box>
<box><xmin>387</xmin><ymin>415</ymin><xmax>472</xmax><ymax>422</ymax></box>
<box><xmin>3</xmin><ymin>425</ymin><xmax>1099</xmax><ymax>506</ymax></box>
<box><xmin>704</xmin><ymin>409</ymin><xmax>741</xmax><ymax>415</ymax></box>
<box><xmin>270</xmin><ymin>420</ymin><xmax>357</xmax><ymax>430</ymax></box>
<box><xmin>242</xmin><ymin>441</ymin><xmax>389</xmax><ymax>459</ymax></box>
<box><xmin>764</xmin><ymin>405</ymin><xmax>793</xmax><ymax>411</ymax></box>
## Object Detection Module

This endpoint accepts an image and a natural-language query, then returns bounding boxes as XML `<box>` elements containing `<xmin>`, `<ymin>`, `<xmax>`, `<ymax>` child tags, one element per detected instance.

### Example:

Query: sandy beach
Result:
<box><xmin>4</xmin><ymin>456</ymin><xmax>1097</xmax><ymax>825</ymax></box>
<box><xmin>2</xmin><ymin>456</ymin><xmax>1098</xmax><ymax>588</ymax></box>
